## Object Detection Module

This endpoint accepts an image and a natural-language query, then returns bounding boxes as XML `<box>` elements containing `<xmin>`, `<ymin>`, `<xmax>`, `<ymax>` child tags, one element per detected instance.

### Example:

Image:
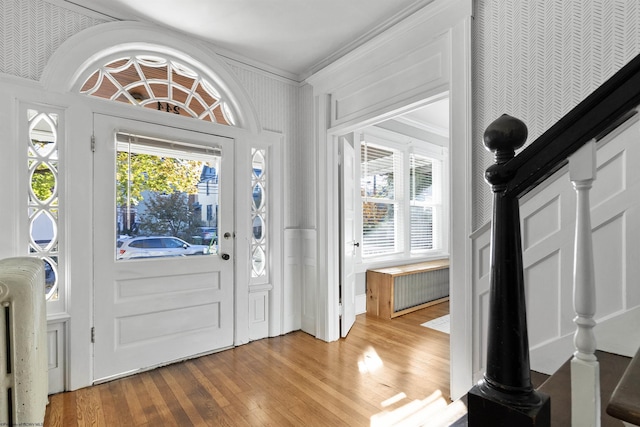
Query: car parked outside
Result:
<box><xmin>117</xmin><ymin>236</ymin><xmax>211</xmax><ymax>260</ymax></box>
<box><xmin>198</xmin><ymin>227</ymin><xmax>217</xmax><ymax>245</ymax></box>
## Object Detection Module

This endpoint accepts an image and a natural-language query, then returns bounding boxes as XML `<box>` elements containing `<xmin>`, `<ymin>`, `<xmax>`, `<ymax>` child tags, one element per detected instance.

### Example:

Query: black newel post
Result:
<box><xmin>467</xmin><ymin>115</ymin><xmax>550</xmax><ymax>426</ymax></box>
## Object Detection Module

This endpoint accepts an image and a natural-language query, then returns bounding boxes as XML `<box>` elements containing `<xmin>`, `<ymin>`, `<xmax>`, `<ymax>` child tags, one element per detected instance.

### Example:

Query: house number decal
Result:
<box><xmin>157</xmin><ymin>102</ymin><xmax>181</xmax><ymax>114</ymax></box>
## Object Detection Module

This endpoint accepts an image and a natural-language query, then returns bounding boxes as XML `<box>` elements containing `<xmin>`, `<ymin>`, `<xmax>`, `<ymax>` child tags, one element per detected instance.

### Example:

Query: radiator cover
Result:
<box><xmin>366</xmin><ymin>259</ymin><xmax>449</xmax><ymax>319</ymax></box>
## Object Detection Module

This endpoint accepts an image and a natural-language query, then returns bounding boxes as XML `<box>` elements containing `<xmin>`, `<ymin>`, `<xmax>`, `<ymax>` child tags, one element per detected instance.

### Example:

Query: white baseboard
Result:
<box><xmin>356</xmin><ymin>293</ymin><xmax>366</xmax><ymax>315</ymax></box>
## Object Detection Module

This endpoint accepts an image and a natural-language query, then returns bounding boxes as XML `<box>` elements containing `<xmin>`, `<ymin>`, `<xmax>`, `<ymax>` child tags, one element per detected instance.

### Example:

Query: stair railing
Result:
<box><xmin>467</xmin><ymin>51</ymin><xmax>640</xmax><ymax>427</ymax></box>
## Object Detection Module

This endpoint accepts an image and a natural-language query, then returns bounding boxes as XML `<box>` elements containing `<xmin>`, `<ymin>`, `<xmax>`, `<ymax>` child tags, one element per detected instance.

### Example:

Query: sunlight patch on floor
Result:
<box><xmin>420</xmin><ymin>314</ymin><xmax>450</xmax><ymax>334</ymax></box>
<box><xmin>358</xmin><ymin>346</ymin><xmax>384</xmax><ymax>374</ymax></box>
<box><xmin>370</xmin><ymin>389</ymin><xmax>467</xmax><ymax>427</ymax></box>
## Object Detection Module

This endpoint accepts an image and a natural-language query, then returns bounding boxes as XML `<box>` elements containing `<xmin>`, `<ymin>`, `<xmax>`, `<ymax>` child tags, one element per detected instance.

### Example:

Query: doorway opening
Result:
<box><xmin>339</xmin><ymin>93</ymin><xmax>451</xmax><ymax>337</ymax></box>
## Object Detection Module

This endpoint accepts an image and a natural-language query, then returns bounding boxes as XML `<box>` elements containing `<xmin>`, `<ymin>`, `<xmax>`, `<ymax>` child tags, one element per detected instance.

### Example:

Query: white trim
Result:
<box><xmin>308</xmin><ymin>6</ymin><xmax>475</xmax><ymax>405</ymax></box>
<box><xmin>448</xmin><ymin>13</ymin><xmax>474</xmax><ymax>400</ymax></box>
<box><xmin>356</xmin><ymin>293</ymin><xmax>367</xmax><ymax>315</ymax></box>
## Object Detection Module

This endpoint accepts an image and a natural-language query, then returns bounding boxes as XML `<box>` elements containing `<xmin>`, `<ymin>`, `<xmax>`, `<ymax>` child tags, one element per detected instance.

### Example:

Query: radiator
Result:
<box><xmin>393</xmin><ymin>267</ymin><xmax>449</xmax><ymax>312</ymax></box>
<box><xmin>366</xmin><ymin>259</ymin><xmax>449</xmax><ymax>319</ymax></box>
<box><xmin>0</xmin><ymin>257</ymin><xmax>48</xmax><ymax>425</ymax></box>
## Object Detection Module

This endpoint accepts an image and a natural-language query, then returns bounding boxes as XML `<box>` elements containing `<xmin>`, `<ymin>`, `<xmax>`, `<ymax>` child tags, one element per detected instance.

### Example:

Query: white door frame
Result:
<box><xmin>307</xmin><ymin>0</ymin><xmax>473</xmax><ymax>400</ymax></box>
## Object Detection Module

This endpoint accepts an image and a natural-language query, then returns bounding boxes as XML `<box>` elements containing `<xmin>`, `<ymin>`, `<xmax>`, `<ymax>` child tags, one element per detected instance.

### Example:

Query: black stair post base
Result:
<box><xmin>467</xmin><ymin>382</ymin><xmax>551</xmax><ymax>427</ymax></box>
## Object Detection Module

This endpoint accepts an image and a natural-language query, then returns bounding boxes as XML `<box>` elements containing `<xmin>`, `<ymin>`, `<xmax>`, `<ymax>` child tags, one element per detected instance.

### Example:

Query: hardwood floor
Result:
<box><xmin>44</xmin><ymin>302</ymin><xmax>450</xmax><ymax>426</ymax></box>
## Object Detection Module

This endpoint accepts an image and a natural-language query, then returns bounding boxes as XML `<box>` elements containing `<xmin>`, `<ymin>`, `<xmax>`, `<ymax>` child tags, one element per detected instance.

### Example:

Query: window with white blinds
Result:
<box><xmin>359</xmin><ymin>135</ymin><xmax>444</xmax><ymax>260</ymax></box>
<box><xmin>410</xmin><ymin>154</ymin><xmax>438</xmax><ymax>252</ymax></box>
<box><xmin>360</xmin><ymin>143</ymin><xmax>400</xmax><ymax>256</ymax></box>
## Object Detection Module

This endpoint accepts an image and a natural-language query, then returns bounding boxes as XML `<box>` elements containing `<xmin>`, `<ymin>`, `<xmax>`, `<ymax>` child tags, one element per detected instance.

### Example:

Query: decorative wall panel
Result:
<box><xmin>524</xmin><ymin>251</ymin><xmax>561</xmax><ymax>348</ymax></box>
<box><xmin>523</xmin><ymin>196</ymin><xmax>560</xmax><ymax>250</ymax></box>
<box><xmin>473</xmin><ymin>0</ymin><xmax>640</xmax><ymax>229</ymax></box>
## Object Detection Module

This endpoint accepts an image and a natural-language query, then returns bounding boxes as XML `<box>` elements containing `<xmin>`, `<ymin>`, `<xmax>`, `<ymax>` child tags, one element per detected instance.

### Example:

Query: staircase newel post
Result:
<box><xmin>468</xmin><ymin>114</ymin><xmax>551</xmax><ymax>426</ymax></box>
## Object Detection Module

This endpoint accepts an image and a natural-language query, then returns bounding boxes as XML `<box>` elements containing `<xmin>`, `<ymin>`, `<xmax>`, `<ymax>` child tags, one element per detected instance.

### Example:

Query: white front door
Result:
<box><xmin>92</xmin><ymin>114</ymin><xmax>234</xmax><ymax>382</ymax></box>
<box><xmin>340</xmin><ymin>135</ymin><xmax>357</xmax><ymax>337</ymax></box>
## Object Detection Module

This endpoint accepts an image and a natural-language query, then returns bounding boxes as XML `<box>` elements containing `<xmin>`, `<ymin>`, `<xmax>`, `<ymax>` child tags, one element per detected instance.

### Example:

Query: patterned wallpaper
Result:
<box><xmin>227</xmin><ymin>64</ymin><xmax>315</xmax><ymax>229</ymax></box>
<box><xmin>0</xmin><ymin>0</ymin><xmax>106</xmax><ymax>80</ymax></box>
<box><xmin>473</xmin><ymin>0</ymin><xmax>640</xmax><ymax>228</ymax></box>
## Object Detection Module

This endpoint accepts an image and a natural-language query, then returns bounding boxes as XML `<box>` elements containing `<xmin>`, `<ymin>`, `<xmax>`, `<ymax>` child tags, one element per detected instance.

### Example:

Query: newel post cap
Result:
<box><xmin>484</xmin><ymin>114</ymin><xmax>528</xmax><ymax>164</ymax></box>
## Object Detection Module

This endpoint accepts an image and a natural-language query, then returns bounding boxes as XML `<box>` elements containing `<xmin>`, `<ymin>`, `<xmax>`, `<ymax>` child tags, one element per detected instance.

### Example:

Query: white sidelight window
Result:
<box><xmin>251</xmin><ymin>148</ymin><xmax>267</xmax><ymax>279</ymax></box>
<box><xmin>27</xmin><ymin>108</ymin><xmax>62</xmax><ymax>304</ymax></box>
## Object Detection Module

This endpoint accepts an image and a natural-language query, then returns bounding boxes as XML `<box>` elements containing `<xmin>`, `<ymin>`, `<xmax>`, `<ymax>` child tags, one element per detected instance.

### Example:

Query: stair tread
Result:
<box><xmin>538</xmin><ymin>350</ymin><xmax>631</xmax><ymax>427</ymax></box>
<box><xmin>607</xmin><ymin>346</ymin><xmax>640</xmax><ymax>424</ymax></box>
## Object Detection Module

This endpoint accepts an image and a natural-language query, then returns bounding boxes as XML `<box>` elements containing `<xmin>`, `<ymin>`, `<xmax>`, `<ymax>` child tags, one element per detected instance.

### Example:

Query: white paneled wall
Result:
<box><xmin>472</xmin><ymin>117</ymin><xmax>640</xmax><ymax>379</ymax></box>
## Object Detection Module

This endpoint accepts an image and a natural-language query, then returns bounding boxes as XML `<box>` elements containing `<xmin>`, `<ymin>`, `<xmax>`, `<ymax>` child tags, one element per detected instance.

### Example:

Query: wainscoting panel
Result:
<box><xmin>524</xmin><ymin>251</ymin><xmax>561</xmax><ymax>348</ymax></box>
<box><xmin>472</xmin><ymin>118</ymin><xmax>640</xmax><ymax>376</ymax></box>
<box><xmin>47</xmin><ymin>320</ymin><xmax>66</xmax><ymax>394</ymax></box>
<box><xmin>472</xmin><ymin>224</ymin><xmax>491</xmax><ymax>381</ymax></box>
<box><xmin>523</xmin><ymin>196</ymin><xmax>561</xmax><ymax>251</ymax></box>
<box><xmin>285</xmin><ymin>229</ymin><xmax>317</xmax><ymax>336</ymax></box>
<box><xmin>249</xmin><ymin>290</ymin><xmax>269</xmax><ymax>341</ymax></box>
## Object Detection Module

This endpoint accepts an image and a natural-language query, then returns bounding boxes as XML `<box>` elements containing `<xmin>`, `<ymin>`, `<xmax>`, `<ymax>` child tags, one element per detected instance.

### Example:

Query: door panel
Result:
<box><xmin>93</xmin><ymin>114</ymin><xmax>234</xmax><ymax>382</ymax></box>
<box><xmin>340</xmin><ymin>135</ymin><xmax>357</xmax><ymax>337</ymax></box>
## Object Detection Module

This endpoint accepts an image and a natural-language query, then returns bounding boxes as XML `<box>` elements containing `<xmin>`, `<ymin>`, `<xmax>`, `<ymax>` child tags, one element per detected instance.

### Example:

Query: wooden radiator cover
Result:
<box><xmin>366</xmin><ymin>259</ymin><xmax>449</xmax><ymax>319</ymax></box>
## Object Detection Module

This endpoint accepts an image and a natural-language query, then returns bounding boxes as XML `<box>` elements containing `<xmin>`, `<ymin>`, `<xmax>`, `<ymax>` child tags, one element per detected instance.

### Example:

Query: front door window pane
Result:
<box><xmin>116</xmin><ymin>132</ymin><xmax>221</xmax><ymax>261</ymax></box>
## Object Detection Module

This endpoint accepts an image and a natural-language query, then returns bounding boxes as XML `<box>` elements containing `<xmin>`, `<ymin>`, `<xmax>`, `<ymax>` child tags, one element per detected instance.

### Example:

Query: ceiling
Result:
<box><xmin>62</xmin><ymin>0</ymin><xmax>447</xmax><ymax>135</ymax></box>
<box><xmin>65</xmin><ymin>0</ymin><xmax>433</xmax><ymax>80</ymax></box>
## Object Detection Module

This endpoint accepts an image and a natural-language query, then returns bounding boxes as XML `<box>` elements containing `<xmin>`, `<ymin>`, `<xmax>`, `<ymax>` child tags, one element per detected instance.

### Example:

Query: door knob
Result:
<box><xmin>221</xmin><ymin>253</ymin><xmax>230</xmax><ymax>260</ymax></box>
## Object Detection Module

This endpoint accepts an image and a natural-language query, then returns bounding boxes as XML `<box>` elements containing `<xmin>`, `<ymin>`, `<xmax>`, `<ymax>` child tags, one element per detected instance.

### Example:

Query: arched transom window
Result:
<box><xmin>80</xmin><ymin>55</ymin><xmax>236</xmax><ymax>125</ymax></box>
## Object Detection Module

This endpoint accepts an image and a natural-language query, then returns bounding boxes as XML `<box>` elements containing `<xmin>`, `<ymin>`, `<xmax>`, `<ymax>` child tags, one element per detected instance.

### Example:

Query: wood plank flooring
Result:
<box><xmin>44</xmin><ymin>302</ymin><xmax>450</xmax><ymax>426</ymax></box>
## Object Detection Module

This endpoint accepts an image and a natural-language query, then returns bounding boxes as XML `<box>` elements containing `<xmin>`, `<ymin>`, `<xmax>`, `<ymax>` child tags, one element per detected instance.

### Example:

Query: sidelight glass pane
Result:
<box><xmin>28</xmin><ymin>109</ymin><xmax>60</xmax><ymax>301</ymax></box>
<box><xmin>251</xmin><ymin>148</ymin><xmax>267</xmax><ymax>279</ymax></box>
<box><xmin>115</xmin><ymin>132</ymin><xmax>221</xmax><ymax>261</ymax></box>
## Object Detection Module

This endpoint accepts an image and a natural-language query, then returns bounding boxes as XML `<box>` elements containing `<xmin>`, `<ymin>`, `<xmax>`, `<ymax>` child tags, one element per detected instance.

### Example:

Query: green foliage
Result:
<box><xmin>116</xmin><ymin>152</ymin><xmax>202</xmax><ymax>207</ymax></box>
<box><xmin>138</xmin><ymin>192</ymin><xmax>202</xmax><ymax>241</ymax></box>
<box><xmin>31</xmin><ymin>164</ymin><xmax>56</xmax><ymax>201</ymax></box>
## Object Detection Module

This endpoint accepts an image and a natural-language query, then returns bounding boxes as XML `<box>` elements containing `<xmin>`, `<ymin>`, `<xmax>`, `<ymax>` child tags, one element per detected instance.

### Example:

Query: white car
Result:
<box><xmin>117</xmin><ymin>236</ymin><xmax>211</xmax><ymax>260</ymax></box>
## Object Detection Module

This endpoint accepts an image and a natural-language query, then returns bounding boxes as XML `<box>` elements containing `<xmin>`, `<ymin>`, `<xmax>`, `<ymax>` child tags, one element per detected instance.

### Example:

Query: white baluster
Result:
<box><xmin>569</xmin><ymin>139</ymin><xmax>600</xmax><ymax>427</ymax></box>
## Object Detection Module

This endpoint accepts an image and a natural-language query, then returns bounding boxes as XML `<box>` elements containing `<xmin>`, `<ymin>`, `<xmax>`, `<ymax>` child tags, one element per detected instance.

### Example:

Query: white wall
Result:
<box><xmin>473</xmin><ymin>0</ymin><xmax>640</xmax><ymax>229</ymax></box>
<box><xmin>472</xmin><ymin>117</ymin><xmax>640</xmax><ymax>379</ymax></box>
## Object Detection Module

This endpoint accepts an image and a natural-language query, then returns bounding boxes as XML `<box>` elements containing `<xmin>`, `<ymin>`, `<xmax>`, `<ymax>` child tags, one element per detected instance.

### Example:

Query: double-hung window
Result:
<box><xmin>358</xmin><ymin>128</ymin><xmax>447</xmax><ymax>262</ymax></box>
